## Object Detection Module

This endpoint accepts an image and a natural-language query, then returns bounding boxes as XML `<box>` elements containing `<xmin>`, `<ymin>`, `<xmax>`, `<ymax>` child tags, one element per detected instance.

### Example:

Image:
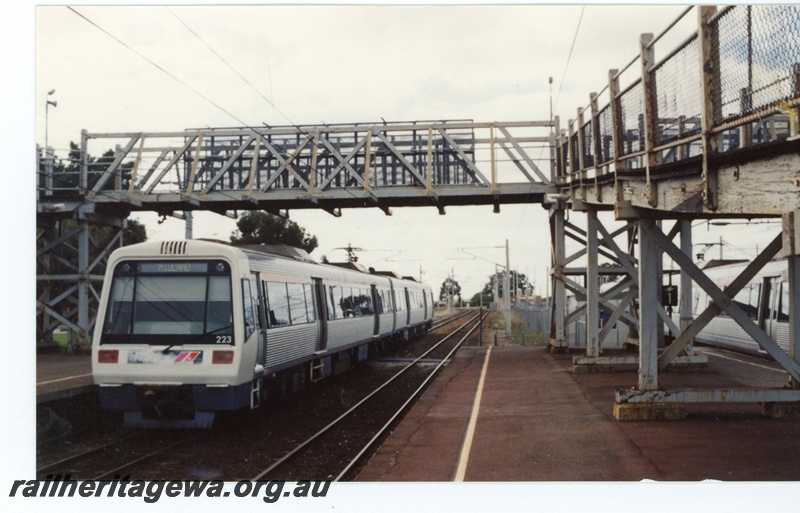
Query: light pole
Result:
<box><xmin>45</xmin><ymin>89</ymin><xmax>57</xmax><ymax>149</ymax></box>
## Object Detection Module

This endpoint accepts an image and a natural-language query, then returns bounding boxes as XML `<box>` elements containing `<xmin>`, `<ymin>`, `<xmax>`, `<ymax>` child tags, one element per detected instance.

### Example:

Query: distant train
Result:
<box><xmin>92</xmin><ymin>240</ymin><xmax>434</xmax><ymax>427</ymax></box>
<box><xmin>681</xmin><ymin>259</ymin><xmax>790</xmax><ymax>356</ymax></box>
<box><xmin>564</xmin><ymin>259</ymin><xmax>791</xmax><ymax>356</ymax></box>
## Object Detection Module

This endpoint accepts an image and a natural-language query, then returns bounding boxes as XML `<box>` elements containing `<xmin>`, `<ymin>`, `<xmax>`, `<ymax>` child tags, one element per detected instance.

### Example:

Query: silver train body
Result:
<box><xmin>565</xmin><ymin>259</ymin><xmax>791</xmax><ymax>356</ymax></box>
<box><xmin>92</xmin><ymin>240</ymin><xmax>434</xmax><ymax>427</ymax></box>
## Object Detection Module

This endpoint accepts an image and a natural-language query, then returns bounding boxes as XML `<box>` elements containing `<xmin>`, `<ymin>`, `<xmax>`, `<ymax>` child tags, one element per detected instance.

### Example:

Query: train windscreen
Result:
<box><xmin>100</xmin><ymin>260</ymin><xmax>233</xmax><ymax>345</ymax></box>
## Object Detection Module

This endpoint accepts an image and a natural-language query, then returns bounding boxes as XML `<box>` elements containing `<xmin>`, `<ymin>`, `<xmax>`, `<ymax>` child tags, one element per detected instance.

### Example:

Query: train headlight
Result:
<box><xmin>98</xmin><ymin>350</ymin><xmax>119</xmax><ymax>364</ymax></box>
<box><xmin>215</xmin><ymin>262</ymin><xmax>226</xmax><ymax>272</ymax></box>
<box><xmin>212</xmin><ymin>350</ymin><xmax>234</xmax><ymax>364</ymax></box>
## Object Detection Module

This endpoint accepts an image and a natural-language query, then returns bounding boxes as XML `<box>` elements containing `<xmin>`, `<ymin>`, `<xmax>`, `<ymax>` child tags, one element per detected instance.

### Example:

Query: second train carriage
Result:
<box><xmin>563</xmin><ymin>259</ymin><xmax>792</xmax><ymax>357</ymax></box>
<box><xmin>92</xmin><ymin>240</ymin><xmax>434</xmax><ymax>427</ymax></box>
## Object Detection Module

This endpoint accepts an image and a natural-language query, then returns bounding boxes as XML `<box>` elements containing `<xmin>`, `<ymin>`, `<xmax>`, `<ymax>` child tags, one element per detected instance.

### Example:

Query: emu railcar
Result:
<box><xmin>92</xmin><ymin>240</ymin><xmax>434</xmax><ymax>427</ymax></box>
<box><xmin>681</xmin><ymin>260</ymin><xmax>791</xmax><ymax>356</ymax></box>
<box><xmin>564</xmin><ymin>259</ymin><xmax>791</xmax><ymax>356</ymax></box>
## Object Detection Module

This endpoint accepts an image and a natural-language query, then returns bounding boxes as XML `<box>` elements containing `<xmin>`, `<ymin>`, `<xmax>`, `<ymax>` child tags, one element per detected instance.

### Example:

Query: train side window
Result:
<box><xmin>395</xmin><ymin>290</ymin><xmax>406</xmax><ymax>311</ymax></box>
<box><xmin>266</xmin><ymin>282</ymin><xmax>290</xmax><ymax>327</ymax></box>
<box><xmin>732</xmin><ymin>284</ymin><xmax>759</xmax><ymax>320</ymax></box>
<box><xmin>241</xmin><ymin>279</ymin><xmax>256</xmax><ymax>339</ymax></box>
<box><xmin>287</xmin><ymin>282</ymin><xmax>309</xmax><ymax>325</ymax></box>
<box><xmin>331</xmin><ymin>286</ymin><xmax>347</xmax><ymax>319</ymax></box>
<box><xmin>778</xmin><ymin>282</ymin><xmax>790</xmax><ymax>322</ymax></box>
<box><xmin>357</xmin><ymin>288</ymin><xmax>374</xmax><ymax>315</ymax></box>
<box><xmin>375</xmin><ymin>289</ymin><xmax>384</xmax><ymax>314</ymax></box>
<box><xmin>326</xmin><ymin>286</ymin><xmax>337</xmax><ymax>320</ymax></box>
<box><xmin>304</xmin><ymin>283</ymin><xmax>317</xmax><ymax>322</ymax></box>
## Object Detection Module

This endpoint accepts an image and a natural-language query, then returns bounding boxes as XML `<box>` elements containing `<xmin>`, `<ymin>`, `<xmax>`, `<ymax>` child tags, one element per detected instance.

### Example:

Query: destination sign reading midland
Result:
<box><xmin>139</xmin><ymin>262</ymin><xmax>207</xmax><ymax>274</ymax></box>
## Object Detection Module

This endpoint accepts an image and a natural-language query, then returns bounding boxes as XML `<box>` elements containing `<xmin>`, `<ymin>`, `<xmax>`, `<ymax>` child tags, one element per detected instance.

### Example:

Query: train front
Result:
<box><xmin>92</xmin><ymin>241</ymin><xmax>256</xmax><ymax>428</ymax></box>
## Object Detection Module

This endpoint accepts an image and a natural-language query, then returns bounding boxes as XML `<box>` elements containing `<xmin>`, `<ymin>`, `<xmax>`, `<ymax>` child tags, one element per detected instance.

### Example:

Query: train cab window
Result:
<box><xmin>101</xmin><ymin>259</ymin><xmax>233</xmax><ymax>345</ymax></box>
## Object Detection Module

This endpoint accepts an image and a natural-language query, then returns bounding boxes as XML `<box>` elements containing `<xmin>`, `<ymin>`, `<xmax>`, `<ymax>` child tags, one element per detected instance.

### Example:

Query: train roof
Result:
<box><xmin>237</xmin><ymin>243</ymin><xmax>316</xmax><ymax>263</ymax></box>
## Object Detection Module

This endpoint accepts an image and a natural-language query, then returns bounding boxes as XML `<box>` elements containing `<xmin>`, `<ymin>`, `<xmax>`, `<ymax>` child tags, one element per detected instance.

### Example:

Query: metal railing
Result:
<box><xmin>556</xmin><ymin>5</ymin><xmax>800</xmax><ymax>187</ymax></box>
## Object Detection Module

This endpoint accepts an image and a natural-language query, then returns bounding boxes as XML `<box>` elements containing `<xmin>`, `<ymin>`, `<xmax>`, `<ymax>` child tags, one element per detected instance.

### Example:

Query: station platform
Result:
<box><xmin>36</xmin><ymin>352</ymin><xmax>93</xmax><ymax>404</ymax></box>
<box><xmin>357</xmin><ymin>344</ymin><xmax>800</xmax><ymax>481</ymax></box>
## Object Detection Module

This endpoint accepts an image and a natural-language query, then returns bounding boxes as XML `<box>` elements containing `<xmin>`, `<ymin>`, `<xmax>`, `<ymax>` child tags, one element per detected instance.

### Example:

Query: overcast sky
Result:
<box><xmin>22</xmin><ymin>3</ymin><xmax>784</xmax><ymax>299</ymax></box>
<box><xmin>2</xmin><ymin>1</ymin><xmax>793</xmax><ymax>508</ymax></box>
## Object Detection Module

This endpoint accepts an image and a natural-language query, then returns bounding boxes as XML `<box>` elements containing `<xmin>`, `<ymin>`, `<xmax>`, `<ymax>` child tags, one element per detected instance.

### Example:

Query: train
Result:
<box><xmin>564</xmin><ymin>259</ymin><xmax>791</xmax><ymax>356</ymax></box>
<box><xmin>92</xmin><ymin>240</ymin><xmax>434</xmax><ymax>428</ymax></box>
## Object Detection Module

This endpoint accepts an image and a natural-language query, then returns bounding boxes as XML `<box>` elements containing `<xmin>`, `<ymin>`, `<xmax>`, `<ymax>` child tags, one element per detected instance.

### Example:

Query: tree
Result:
<box><xmin>481</xmin><ymin>270</ymin><xmax>529</xmax><ymax>299</ymax></box>
<box><xmin>44</xmin><ymin>141</ymin><xmax>135</xmax><ymax>193</ymax></box>
<box><xmin>230</xmin><ymin>211</ymin><xmax>318</xmax><ymax>253</ymax></box>
<box><xmin>469</xmin><ymin>291</ymin><xmax>493</xmax><ymax>308</ymax></box>
<box><xmin>439</xmin><ymin>277</ymin><xmax>462</xmax><ymax>302</ymax></box>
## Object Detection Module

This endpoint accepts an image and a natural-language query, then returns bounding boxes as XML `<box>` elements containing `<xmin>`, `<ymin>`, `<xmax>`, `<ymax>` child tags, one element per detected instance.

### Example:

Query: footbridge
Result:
<box><xmin>37</xmin><ymin>4</ymin><xmax>800</xmax><ymax>418</ymax></box>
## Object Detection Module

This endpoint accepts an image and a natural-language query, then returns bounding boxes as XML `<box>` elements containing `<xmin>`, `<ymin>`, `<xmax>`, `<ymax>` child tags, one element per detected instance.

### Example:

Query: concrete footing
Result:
<box><xmin>548</xmin><ymin>341</ymin><xmax>569</xmax><ymax>354</ymax></box>
<box><xmin>666</xmin><ymin>362</ymin><xmax>710</xmax><ymax>373</ymax></box>
<box><xmin>613</xmin><ymin>402</ymin><xmax>687</xmax><ymax>421</ymax></box>
<box><xmin>761</xmin><ymin>402</ymin><xmax>800</xmax><ymax>419</ymax></box>
<box><xmin>573</xmin><ymin>363</ymin><xmax>614</xmax><ymax>374</ymax></box>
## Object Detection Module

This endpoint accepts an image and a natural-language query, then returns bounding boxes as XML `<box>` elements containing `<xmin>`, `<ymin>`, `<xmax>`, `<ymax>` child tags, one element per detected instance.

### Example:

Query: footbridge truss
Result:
<box><xmin>36</xmin><ymin>120</ymin><xmax>555</xmax><ymax>348</ymax></box>
<box><xmin>550</xmin><ymin>5</ymin><xmax>800</xmax><ymax>418</ymax></box>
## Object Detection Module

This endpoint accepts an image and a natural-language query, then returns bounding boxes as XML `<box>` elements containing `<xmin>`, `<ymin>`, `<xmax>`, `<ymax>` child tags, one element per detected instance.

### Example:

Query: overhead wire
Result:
<box><xmin>67</xmin><ymin>6</ymin><xmax>249</xmax><ymax>127</ymax></box>
<box><xmin>511</xmin><ymin>6</ymin><xmax>585</xmax><ymax>242</ymax></box>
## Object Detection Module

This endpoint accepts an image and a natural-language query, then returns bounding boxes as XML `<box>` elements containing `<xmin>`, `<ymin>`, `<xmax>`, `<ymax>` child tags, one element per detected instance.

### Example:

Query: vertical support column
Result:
<box><xmin>679</xmin><ymin>220</ymin><xmax>695</xmax><ymax>355</ymax></box>
<box><xmin>784</xmin><ymin>211</ymin><xmax>800</xmax><ymax>388</ymax></box>
<box><xmin>699</xmin><ymin>5</ymin><xmax>720</xmax><ymax>210</ymax></box>
<box><xmin>80</xmin><ymin>129</ymin><xmax>89</xmax><ymax>194</ymax></box>
<box><xmin>638</xmin><ymin>219</ymin><xmax>659</xmax><ymax>391</ymax></box>
<box><xmin>550</xmin><ymin>205</ymin><xmax>567</xmax><ymax>351</ymax></box>
<box><xmin>577</xmin><ymin>108</ymin><xmax>587</xmax><ymax>200</ymax></box>
<box><xmin>792</xmin><ymin>64</ymin><xmax>800</xmax><ymax>137</ymax></box>
<box><xmin>586</xmin><ymin>211</ymin><xmax>600</xmax><ymax>357</ymax></box>
<box><xmin>552</xmin><ymin>116</ymin><xmax>560</xmax><ymax>183</ymax></box>
<box><xmin>567</xmin><ymin>119</ymin><xmax>575</xmax><ymax>183</ymax></box>
<box><xmin>76</xmin><ymin>219</ymin><xmax>90</xmax><ymax>350</ymax></box>
<box><xmin>640</xmin><ymin>33</ymin><xmax>659</xmax><ymax>207</ymax></box>
<box><xmin>655</xmin><ymin>220</ymin><xmax>665</xmax><ymax>348</ymax></box>
<box><xmin>607</xmin><ymin>69</ymin><xmax>621</xmax><ymax>176</ymax></box>
<box><xmin>185</xmin><ymin>211</ymin><xmax>193</xmax><ymax>240</ymax></box>
<box><xmin>504</xmin><ymin>239</ymin><xmax>511</xmax><ymax>337</ymax></box>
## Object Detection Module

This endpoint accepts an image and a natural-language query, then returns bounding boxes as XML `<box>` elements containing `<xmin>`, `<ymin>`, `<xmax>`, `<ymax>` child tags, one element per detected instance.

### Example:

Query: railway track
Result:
<box><xmin>250</xmin><ymin>310</ymin><xmax>486</xmax><ymax>481</ymax></box>
<box><xmin>35</xmin><ymin>311</ymin><xmax>486</xmax><ymax>481</ymax></box>
<box><xmin>36</xmin><ymin>430</ymin><xmax>201</xmax><ymax>480</ymax></box>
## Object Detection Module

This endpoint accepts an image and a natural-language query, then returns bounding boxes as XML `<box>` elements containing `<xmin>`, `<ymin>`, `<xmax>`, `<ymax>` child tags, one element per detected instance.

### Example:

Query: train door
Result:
<box><xmin>389</xmin><ymin>282</ymin><xmax>397</xmax><ymax>332</ymax></box>
<box><xmin>404</xmin><ymin>287</ymin><xmax>411</xmax><ymax>326</ymax></box>
<box><xmin>371</xmin><ymin>284</ymin><xmax>379</xmax><ymax>336</ymax></box>
<box><xmin>760</xmin><ymin>277</ymin><xmax>781</xmax><ymax>340</ymax></box>
<box><xmin>312</xmin><ymin>278</ymin><xmax>327</xmax><ymax>352</ymax></box>
<box><xmin>254</xmin><ymin>274</ymin><xmax>267</xmax><ymax>367</ymax></box>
